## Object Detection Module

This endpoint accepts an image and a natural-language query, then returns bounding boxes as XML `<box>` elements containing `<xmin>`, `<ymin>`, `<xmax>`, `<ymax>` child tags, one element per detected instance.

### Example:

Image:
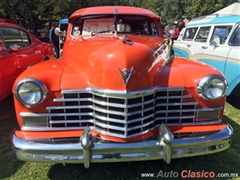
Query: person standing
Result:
<box><xmin>178</xmin><ymin>16</ymin><xmax>191</xmax><ymax>41</ymax></box>
<box><xmin>182</xmin><ymin>16</ymin><xmax>190</xmax><ymax>26</ymax></box>
<box><xmin>49</xmin><ymin>23</ymin><xmax>60</xmax><ymax>58</ymax></box>
<box><xmin>178</xmin><ymin>21</ymin><xmax>185</xmax><ymax>33</ymax></box>
<box><xmin>170</xmin><ymin>21</ymin><xmax>179</xmax><ymax>56</ymax></box>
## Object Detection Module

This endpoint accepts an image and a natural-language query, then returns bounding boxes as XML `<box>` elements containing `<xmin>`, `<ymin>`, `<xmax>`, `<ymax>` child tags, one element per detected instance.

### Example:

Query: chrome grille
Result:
<box><xmin>46</xmin><ymin>87</ymin><xmax>199</xmax><ymax>138</ymax></box>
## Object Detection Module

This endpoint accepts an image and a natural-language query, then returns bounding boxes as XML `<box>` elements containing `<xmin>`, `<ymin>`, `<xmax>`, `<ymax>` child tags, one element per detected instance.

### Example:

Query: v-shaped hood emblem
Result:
<box><xmin>118</xmin><ymin>67</ymin><xmax>133</xmax><ymax>85</ymax></box>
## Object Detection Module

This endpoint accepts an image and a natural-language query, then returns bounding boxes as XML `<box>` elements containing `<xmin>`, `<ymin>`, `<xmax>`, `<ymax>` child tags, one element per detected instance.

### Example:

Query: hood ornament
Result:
<box><xmin>118</xmin><ymin>67</ymin><xmax>133</xmax><ymax>85</ymax></box>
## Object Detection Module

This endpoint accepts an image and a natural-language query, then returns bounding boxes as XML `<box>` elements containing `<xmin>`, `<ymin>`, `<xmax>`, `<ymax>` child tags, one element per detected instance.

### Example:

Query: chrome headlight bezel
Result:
<box><xmin>14</xmin><ymin>78</ymin><xmax>48</xmax><ymax>107</ymax></box>
<box><xmin>197</xmin><ymin>74</ymin><xmax>227</xmax><ymax>101</ymax></box>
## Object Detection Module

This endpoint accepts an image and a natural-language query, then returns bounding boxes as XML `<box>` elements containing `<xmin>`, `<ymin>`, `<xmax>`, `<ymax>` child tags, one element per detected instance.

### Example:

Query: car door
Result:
<box><xmin>0</xmin><ymin>32</ymin><xmax>3</xmax><ymax>101</ymax></box>
<box><xmin>173</xmin><ymin>26</ymin><xmax>200</xmax><ymax>59</ymax></box>
<box><xmin>224</xmin><ymin>24</ymin><xmax>240</xmax><ymax>95</ymax></box>
<box><xmin>190</xmin><ymin>26</ymin><xmax>214</xmax><ymax>60</ymax></box>
<box><xmin>0</xmin><ymin>29</ymin><xmax>17</xmax><ymax>101</ymax></box>
<box><xmin>197</xmin><ymin>25</ymin><xmax>233</xmax><ymax>74</ymax></box>
<box><xmin>1</xmin><ymin>26</ymin><xmax>34</xmax><ymax>100</ymax></box>
<box><xmin>1</xmin><ymin>27</ymin><xmax>34</xmax><ymax>75</ymax></box>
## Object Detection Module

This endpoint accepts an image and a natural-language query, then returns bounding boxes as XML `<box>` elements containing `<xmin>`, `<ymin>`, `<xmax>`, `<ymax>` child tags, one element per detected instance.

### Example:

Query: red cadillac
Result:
<box><xmin>10</xmin><ymin>6</ymin><xmax>233</xmax><ymax>168</ymax></box>
<box><xmin>0</xmin><ymin>19</ymin><xmax>55</xmax><ymax>102</ymax></box>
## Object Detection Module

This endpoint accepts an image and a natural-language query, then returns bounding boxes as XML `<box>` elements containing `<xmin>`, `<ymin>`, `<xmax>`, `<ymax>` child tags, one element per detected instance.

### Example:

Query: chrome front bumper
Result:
<box><xmin>10</xmin><ymin>123</ymin><xmax>233</xmax><ymax>168</ymax></box>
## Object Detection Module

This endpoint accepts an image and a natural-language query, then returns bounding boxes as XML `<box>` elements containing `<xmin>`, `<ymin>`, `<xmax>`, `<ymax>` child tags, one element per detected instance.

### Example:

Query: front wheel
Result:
<box><xmin>227</xmin><ymin>94</ymin><xmax>240</xmax><ymax>109</ymax></box>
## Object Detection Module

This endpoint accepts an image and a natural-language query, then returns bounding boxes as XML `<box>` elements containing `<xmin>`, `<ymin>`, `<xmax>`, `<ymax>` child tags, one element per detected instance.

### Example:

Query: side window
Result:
<box><xmin>20</xmin><ymin>30</ymin><xmax>31</xmax><ymax>47</ymax></box>
<box><xmin>211</xmin><ymin>26</ymin><xmax>232</xmax><ymax>45</ymax></box>
<box><xmin>0</xmin><ymin>32</ymin><xmax>6</xmax><ymax>51</ymax></box>
<box><xmin>142</xmin><ymin>21</ymin><xmax>150</xmax><ymax>34</ymax></box>
<box><xmin>195</xmin><ymin>26</ymin><xmax>211</xmax><ymax>43</ymax></box>
<box><xmin>150</xmin><ymin>22</ymin><xmax>158</xmax><ymax>35</ymax></box>
<box><xmin>72</xmin><ymin>18</ymin><xmax>83</xmax><ymax>36</ymax></box>
<box><xmin>1</xmin><ymin>27</ymin><xmax>24</xmax><ymax>48</ymax></box>
<box><xmin>229</xmin><ymin>25</ymin><xmax>240</xmax><ymax>46</ymax></box>
<box><xmin>182</xmin><ymin>27</ymin><xmax>198</xmax><ymax>41</ymax></box>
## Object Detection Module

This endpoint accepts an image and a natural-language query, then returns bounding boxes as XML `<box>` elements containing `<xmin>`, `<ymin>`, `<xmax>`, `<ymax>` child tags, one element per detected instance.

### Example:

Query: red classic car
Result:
<box><xmin>10</xmin><ymin>6</ymin><xmax>233</xmax><ymax>168</ymax></box>
<box><xmin>0</xmin><ymin>19</ymin><xmax>55</xmax><ymax>102</ymax></box>
<box><xmin>29</xmin><ymin>29</ymin><xmax>50</xmax><ymax>43</ymax></box>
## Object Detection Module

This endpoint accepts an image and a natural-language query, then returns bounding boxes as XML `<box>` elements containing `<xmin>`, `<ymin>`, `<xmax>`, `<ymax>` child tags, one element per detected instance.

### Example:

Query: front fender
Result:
<box><xmin>13</xmin><ymin>59</ymin><xmax>66</xmax><ymax>92</ymax></box>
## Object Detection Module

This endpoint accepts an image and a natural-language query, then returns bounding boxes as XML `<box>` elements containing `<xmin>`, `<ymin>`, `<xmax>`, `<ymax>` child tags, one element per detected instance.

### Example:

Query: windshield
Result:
<box><xmin>229</xmin><ymin>24</ymin><xmax>240</xmax><ymax>46</ymax></box>
<box><xmin>71</xmin><ymin>15</ymin><xmax>159</xmax><ymax>36</ymax></box>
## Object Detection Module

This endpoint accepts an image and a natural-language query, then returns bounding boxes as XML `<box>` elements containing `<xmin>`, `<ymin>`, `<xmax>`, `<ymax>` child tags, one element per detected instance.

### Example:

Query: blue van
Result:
<box><xmin>173</xmin><ymin>13</ymin><xmax>240</xmax><ymax>98</ymax></box>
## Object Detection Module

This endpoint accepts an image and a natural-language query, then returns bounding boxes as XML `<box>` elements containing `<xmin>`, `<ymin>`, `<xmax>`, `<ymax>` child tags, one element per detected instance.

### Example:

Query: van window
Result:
<box><xmin>229</xmin><ymin>25</ymin><xmax>240</xmax><ymax>46</ymax></box>
<box><xmin>182</xmin><ymin>27</ymin><xmax>198</xmax><ymax>41</ymax></box>
<box><xmin>195</xmin><ymin>26</ymin><xmax>211</xmax><ymax>43</ymax></box>
<box><xmin>211</xmin><ymin>26</ymin><xmax>232</xmax><ymax>45</ymax></box>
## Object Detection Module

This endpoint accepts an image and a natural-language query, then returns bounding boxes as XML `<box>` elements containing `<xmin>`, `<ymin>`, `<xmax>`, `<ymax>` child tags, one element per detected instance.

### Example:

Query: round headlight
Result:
<box><xmin>14</xmin><ymin>78</ymin><xmax>48</xmax><ymax>107</ymax></box>
<box><xmin>197</xmin><ymin>75</ymin><xmax>227</xmax><ymax>100</ymax></box>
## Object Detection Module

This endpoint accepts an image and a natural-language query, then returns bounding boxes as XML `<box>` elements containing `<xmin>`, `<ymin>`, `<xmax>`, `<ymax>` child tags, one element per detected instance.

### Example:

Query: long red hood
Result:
<box><xmin>61</xmin><ymin>35</ymin><xmax>166</xmax><ymax>90</ymax></box>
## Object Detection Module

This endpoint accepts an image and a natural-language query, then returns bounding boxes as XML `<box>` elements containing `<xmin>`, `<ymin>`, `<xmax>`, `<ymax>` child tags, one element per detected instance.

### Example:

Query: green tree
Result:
<box><xmin>0</xmin><ymin>0</ymin><xmax>238</xmax><ymax>35</ymax></box>
<box><xmin>158</xmin><ymin>0</ymin><xmax>185</xmax><ymax>24</ymax></box>
<box><xmin>183</xmin><ymin>0</ymin><xmax>238</xmax><ymax>20</ymax></box>
<box><xmin>1</xmin><ymin>0</ymin><xmax>60</xmax><ymax>35</ymax></box>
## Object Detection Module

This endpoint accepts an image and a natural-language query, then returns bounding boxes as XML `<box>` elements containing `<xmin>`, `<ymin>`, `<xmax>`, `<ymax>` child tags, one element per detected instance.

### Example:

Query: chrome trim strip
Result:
<box><xmin>47</xmin><ymin>105</ymin><xmax>92</xmax><ymax>110</ymax></box>
<box><xmin>61</xmin><ymin>86</ymin><xmax>186</xmax><ymax>96</ymax></box>
<box><xmin>155</xmin><ymin>116</ymin><xmax>195</xmax><ymax>120</ymax></box>
<box><xmin>20</xmin><ymin>107</ymin><xmax>222</xmax><ymax>117</ymax></box>
<box><xmin>54</xmin><ymin>98</ymin><xmax>92</xmax><ymax>102</ymax></box>
<box><xmin>46</xmin><ymin>102</ymin><xmax>197</xmax><ymax>111</ymax></box>
<box><xmin>49</xmin><ymin>120</ymin><xmax>93</xmax><ymax>124</ymax></box>
<box><xmin>94</xmin><ymin>119</ymin><xmax>153</xmax><ymax>131</ymax></box>
<box><xmin>94</xmin><ymin>105</ymin><xmax>153</xmax><ymax>116</ymax></box>
<box><xmin>94</xmin><ymin>113</ymin><xmax>153</xmax><ymax>124</ymax></box>
<box><xmin>21</xmin><ymin>119</ymin><xmax>223</xmax><ymax>138</ymax></box>
<box><xmin>156</xmin><ymin>95</ymin><xmax>191</xmax><ymax>99</ymax></box>
<box><xmin>54</xmin><ymin>98</ymin><xmax>155</xmax><ymax>109</ymax></box>
<box><xmin>21</xmin><ymin>112</ymin><xmax>93</xmax><ymax>117</ymax></box>
<box><xmin>155</xmin><ymin>102</ymin><xmax>198</xmax><ymax>106</ymax></box>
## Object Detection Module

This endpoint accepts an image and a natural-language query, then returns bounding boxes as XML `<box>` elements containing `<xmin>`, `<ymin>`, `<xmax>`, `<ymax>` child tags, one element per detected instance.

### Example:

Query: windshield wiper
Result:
<box><xmin>91</xmin><ymin>30</ymin><xmax>113</xmax><ymax>35</ymax></box>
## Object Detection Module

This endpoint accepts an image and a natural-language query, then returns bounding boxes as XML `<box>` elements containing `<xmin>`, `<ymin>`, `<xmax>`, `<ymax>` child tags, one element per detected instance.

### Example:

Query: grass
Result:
<box><xmin>0</xmin><ymin>96</ymin><xmax>239</xmax><ymax>180</ymax></box>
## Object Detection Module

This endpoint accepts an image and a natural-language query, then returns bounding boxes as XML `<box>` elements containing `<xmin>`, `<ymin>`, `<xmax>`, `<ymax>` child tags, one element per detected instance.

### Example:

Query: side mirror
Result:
<box><xmin>210</xmin><ymin>41</ymin><xmax>217</xmax><ymax>47</ymax></box>
<box><xmin>210</xmin><ymin>35</ymin><xmax>220</xmax><ymax>48</ymax></box>
<box><xmin>9</xmin><ymin>44</ymin><xmax>19</xmax><ymax>52</ymax></box>
<box><xmin>211</xmin><ymin>35</ymin><xmax>221</xmax><ymax>45</ymax></box>
<box><xmin>164</xmin><ymin>25</ymin><xmax>175</xmax><ymax>37</ymax></box>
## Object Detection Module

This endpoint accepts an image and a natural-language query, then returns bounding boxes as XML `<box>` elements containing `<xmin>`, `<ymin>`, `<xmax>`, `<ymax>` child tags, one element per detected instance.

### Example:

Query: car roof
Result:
<box><xmin>187</xmin><ymin>14</ymin><xmax>240</xmax><ymax>27</ymax></box>
<box><xmin>0</xmin><ymin>18</ymin><xmax>16</xmax><ymax>23</ymax></box>
<box><xmin>70</xmin><ymin>6</ymin><xmax>158</xmax><ymax>19</ymax></box>
<box><xmin>0</xmin><ymin>21</ymin><xmax>29</xmax><ymax>32</ymax></box>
